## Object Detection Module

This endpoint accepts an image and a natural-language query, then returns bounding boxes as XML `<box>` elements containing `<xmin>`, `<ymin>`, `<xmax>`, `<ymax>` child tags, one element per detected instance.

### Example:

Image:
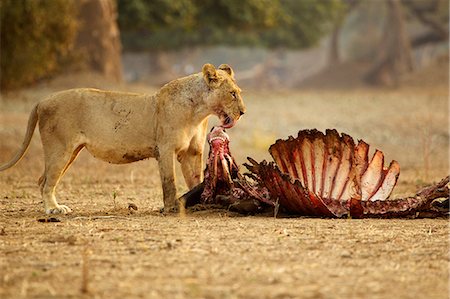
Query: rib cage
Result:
<box><xmin>182</xmin><ymin>126</ymin><xmax>447</xmax><ymax>217</ymax></box>
<box><xmin>253</xmin><ymin>129</ymin><xmax>401</xmax><ymax>217</ymax></box>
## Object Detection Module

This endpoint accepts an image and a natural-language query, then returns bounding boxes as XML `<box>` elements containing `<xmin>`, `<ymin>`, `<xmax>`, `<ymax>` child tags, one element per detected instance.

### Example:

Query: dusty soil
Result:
<box><xmin>0</xmin><ymin>76</ymin><xmax>448</xmax><ymax>298</ymax></box>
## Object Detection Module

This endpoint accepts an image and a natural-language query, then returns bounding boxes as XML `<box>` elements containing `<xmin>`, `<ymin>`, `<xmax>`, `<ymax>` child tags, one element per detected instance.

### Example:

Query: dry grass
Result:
<box><xmin>0</xmin><ymin>74</ymin><xmax>448</xmax><ymax>298</ymax></box>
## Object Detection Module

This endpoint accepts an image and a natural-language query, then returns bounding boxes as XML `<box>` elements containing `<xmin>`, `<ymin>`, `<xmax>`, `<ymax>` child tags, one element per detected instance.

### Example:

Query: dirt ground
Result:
<box><xmin>0</xmin><ymin>74</ymin><xmax>449</xmax><ymax>298</ymax></box>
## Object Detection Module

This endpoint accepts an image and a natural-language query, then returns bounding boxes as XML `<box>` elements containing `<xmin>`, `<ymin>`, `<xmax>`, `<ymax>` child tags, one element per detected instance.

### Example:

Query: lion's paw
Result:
<box><xmin>159</xmin><ymin>206</ymin><xmax>179</xmax><ymax>214</ymax></box>
<box><xmin>46</xmin><ymin>205</ymin><xmax>72</xmax><ymax>215</ymax></box>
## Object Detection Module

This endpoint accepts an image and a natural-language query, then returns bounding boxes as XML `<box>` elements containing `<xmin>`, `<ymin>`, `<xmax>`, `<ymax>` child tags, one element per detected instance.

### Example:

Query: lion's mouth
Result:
<box><xmin>220</xmin><ymin>113</ymin><xmax>237</xmax><ymax>129</ymax></box>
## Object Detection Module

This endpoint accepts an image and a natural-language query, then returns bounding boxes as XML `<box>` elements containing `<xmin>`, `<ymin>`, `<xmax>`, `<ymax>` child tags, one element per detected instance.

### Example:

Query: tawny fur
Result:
<box><xmin>0</xmin><ymin>64</ymin><xmax>246</xmax><ymax>214</ymax></box>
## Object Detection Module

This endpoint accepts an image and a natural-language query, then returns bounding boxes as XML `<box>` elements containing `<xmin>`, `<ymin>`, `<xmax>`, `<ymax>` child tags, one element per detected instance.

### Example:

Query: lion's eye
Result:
<box><xmin>230</xmin><ymin>91</ymin><xmax>236</xmax><ymax>98</ymax></box>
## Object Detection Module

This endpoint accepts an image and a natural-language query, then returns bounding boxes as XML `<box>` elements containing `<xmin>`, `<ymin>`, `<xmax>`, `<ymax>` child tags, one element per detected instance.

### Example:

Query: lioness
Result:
<box><xmin>0</xmin><ymin>63</ymin><xmax>246</xmax><ymax>214</ymax></box>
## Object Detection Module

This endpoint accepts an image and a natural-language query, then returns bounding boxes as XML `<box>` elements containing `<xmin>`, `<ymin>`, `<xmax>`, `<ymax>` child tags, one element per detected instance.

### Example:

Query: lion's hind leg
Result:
<box><xmin>40</xmin><ymin>144</ymin><xmax>84</xmax><ymax>214</ymax></box>
<box><xmin>179</xmin><ymin>121</ymin><xmax>208</xmax><ymax>189</ymax></box>
<box><xmin>179</xmin><ymin>148</ymin><xmax>203</xmax><ymax>189</ymax></box>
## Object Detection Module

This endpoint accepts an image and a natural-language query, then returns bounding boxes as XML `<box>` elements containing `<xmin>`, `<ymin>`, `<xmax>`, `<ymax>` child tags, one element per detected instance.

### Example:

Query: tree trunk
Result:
<box><xmin>366</xmin><ymin>0</ymin><xmax>413</xmax><ymax>86</ymax></box>
<box><xmin>75</xmin><ymin>0</ymin><xmax>122</xmax><ymax>82</ymax></box>
<box><xmin>402</xmin><ymin>0</ymin><xmax>449</xmax><ymax>48</ymax></box>
<box><xmin>328</xmin><ymin>0</ymin><xmax>360</xmax><ymax>67</ymax></box>
<box><xmin>328</xmin><ymin>23</ymin><xmax>342</xmax><ymax>66</ymax></box>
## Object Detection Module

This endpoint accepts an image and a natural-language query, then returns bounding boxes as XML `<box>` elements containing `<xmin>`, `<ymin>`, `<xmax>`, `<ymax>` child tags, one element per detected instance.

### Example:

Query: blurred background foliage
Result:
<box><xmin>117</xmin><ymin>0</ymin><xmax>343</xmax><ymax>50</ymax></box>
<box><xmin>0</xmin><ymin>0</ymin><xmax>79</xmax><ymax>90</ymax></box>
<box><xmin>0</xmin><ymin>0</ymin><xmax>448</xmax><ymax>91</ymax></box>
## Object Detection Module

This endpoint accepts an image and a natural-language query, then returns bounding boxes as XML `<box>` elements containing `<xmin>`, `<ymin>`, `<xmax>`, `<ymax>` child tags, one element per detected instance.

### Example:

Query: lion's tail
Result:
<box><xmin>0</xmin><ymin>104</ymin><xmax>39</xmax><ymax>171</ymax></box>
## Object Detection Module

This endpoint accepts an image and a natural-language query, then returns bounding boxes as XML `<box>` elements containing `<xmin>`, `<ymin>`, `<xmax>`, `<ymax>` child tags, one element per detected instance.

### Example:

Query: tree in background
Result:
<box><xmin>326</xmin><ymin>0</ymin><xmax>448</xmax><ymax>86</ymax></box>
<box><xmin>366</xmin><ymin>0</ymin><xmax>448</xmax><ymax>86</ymax></box>
<box><xmin>403</xmin><ymin>0</ymin><xmax>449</xmax><ymax>48</ymax></box>
<box><xmin>118</xmin><ymin>0</ymin><xmax>282</xmax><ymax>50</ymax></box>
<box><xmin>118</xmin><ymin>0</ymin><xmax>342</xmax><ymax>49</ymax></box>
<box><xmin>117</xmin><ymin>0</ymin><xmax>343</xmax><ymax>84</ymax></box>
<box><xmin>75</xmin><ymin>0</ymin><xmax>122</xmax><ymax>82</ymax></box>
<box><xmin>1</xmin><ymin>0</ymin><xmax>343</xmax><ymax>90</ymax></box>
<box><xmin>0</xmin><ymin>0</ymin><xmax>78</xmax><ymax>90</ymax></box>
<box><xmin>1</xmin><ymin>0</ymin><xmax>447</xmax><ymax>90</ymax></box>
<box><xmin>1</xmin><ymin>0</ymin><xmax>122</xmax><ymax>91</ymax></box>
<box><xmin>366</xmin><ymin>0</ymin><xmax>413</xmax><ymax>86</ymax></box>
<box><xmin>328</xmin><ymin>0</ymin><xmax>360</xmax><ymax>66</ymax></box>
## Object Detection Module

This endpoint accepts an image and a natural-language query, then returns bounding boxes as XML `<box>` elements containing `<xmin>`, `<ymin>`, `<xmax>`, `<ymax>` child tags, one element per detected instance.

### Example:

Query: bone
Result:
<box><xmin>322</xmin><ymin>130</ymin><xmax>342</xmax><ymax>199</ymax></box>
<box><xmin>361</xmin><ymin>150</ymin><xmax>385</xmax><ymax>201</ymax></box>
<box><xmin>273</xmin><ymin>168</ymin><xmax>307</xmax><ymax>214</ymax></box>
<box><xmin>221</xmin><ymin>154</ymin><xmax>233</xmax><ymax>185</ymax></box>
<box><xmin>225</xmin><ymin>154</ymin><xmax>234</xmax><ymax>170</ymax></box>
<box><xmin>330</xmin><ymin>135</ymin><xmax>353</xmax><ymax>200</ymax></box>
<box><xmin>312</xmin><ymin>135</ymin><xmax>325</xmax><ymax>195</ymax></box>
<box><xmin>269</xmin><ymin>140</ymin><xmax>290</xmax><ymax>175</ymax></box>
<box><xmin>292</xmin><ymin>146</ymin><xmax>306</xmax><ymax>186</ymax></box>
<box><xmin>369</xmin><ymin>160</ymin><xmax>400</xmax><ymax>201</ymax></box>
<box><xmin>355</xmin><ymin>140</ymin><xmax>369</xmax><ymax>177</ymax></box>
<box><xmin>300</xmin><ymin>137</ymin><xmax>314</xmax><ymax>190</ymax></box>
<box><xmin>270</xmin><ymin>137</ymin><xmax>307</xmax><ymax>187</ymax></box>
<box><xmin>212</xmin><ymin>148</ymin><xmax>219</xmax><ymax>188</ymax></box>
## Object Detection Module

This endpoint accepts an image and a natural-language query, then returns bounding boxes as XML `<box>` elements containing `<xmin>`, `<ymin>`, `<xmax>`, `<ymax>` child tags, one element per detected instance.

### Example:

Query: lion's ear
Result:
<box><xmin>218</xmin><ymin>64</ymin><xmax>234</xmax><ymax>79</ymax></box>
<box><xmin>202</xmin><ymin>63</ymin><xmax>219</xmax><ymax>87</ymax></box>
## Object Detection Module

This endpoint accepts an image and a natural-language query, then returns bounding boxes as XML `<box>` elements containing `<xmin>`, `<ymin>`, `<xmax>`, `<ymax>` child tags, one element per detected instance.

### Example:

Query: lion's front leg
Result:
<box><xmin>157</xmin><ymin>148</ymin><xmax>178</xmax><ymax>212</ymax></box>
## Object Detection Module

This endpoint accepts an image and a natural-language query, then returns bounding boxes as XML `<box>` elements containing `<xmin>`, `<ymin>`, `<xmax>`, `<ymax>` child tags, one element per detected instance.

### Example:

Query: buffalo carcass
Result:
<box><xmin>180</xmin><ymin>127</ymin><xmax>449</xmax><ymax>218</ymax></box>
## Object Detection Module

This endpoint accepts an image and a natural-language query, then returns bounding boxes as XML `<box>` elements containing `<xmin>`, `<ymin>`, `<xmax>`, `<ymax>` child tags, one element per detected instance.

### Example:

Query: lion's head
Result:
<box><xmin>202</xmin><ymin>63</ymin><xmax>246</xmax><ymax>129</ymax></box>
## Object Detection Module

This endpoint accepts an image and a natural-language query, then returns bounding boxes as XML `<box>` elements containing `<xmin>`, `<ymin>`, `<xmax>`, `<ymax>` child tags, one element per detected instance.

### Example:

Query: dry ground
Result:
<box><xmin>0</xmin><ymin>75</ymin><xmax>449</xmax><ymax>298</ymax></box>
